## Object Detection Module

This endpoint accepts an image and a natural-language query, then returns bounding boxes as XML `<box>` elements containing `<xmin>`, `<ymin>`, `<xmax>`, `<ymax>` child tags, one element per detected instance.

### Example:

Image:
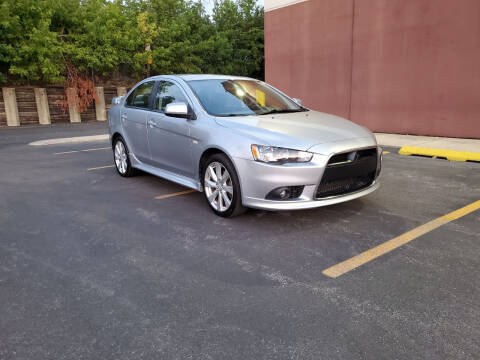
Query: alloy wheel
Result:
<box><xmin>114</xmin><ymin>140</ymin><xmax>128</xmax><ymax>174</ymax></box>
<box><xmin>204</xmin><ymin>162</ymin><xmax>234</xmax><ymax>212</ymax></box>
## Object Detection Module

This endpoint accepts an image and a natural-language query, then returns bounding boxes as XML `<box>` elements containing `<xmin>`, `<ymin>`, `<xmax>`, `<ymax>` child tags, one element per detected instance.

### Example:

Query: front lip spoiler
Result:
<box><xmin>242</xmin><ymin>181</ymin><xmax>379</xmax><ymax>211</ymax></box>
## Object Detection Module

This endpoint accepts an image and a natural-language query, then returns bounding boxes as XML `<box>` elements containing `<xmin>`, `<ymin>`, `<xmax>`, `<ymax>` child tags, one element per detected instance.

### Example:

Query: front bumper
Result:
<box><xmin>243</xmin><ymin>181</ymin><xmax>379</xmax><ymax>210</ymax></box>
<box><xmin>234</xmin><ymin>149</ymin><xmax>380</xmax><ymax>211</ymax></box>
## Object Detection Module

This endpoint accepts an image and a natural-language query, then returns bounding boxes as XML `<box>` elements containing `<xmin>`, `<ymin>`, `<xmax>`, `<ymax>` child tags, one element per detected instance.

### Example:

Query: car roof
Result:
<box><xmin>146</xmin><ymin>74</ymin><xmax>255</xmax><ymax>82</ymax></box>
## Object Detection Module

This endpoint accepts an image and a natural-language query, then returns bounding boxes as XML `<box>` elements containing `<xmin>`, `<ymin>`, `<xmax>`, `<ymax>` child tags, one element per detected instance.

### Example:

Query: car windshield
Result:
<box><xmin>187</xmin><ymin>79</ymin><xmax>306</xmax><ymax>117</ymax></box>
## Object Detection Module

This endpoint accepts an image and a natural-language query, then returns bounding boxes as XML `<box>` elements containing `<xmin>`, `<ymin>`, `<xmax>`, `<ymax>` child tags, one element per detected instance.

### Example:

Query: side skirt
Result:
<box><xmin>130</xmin><ymin>154</ymin><xmax>202</xmax><ymax>192</ymax></box>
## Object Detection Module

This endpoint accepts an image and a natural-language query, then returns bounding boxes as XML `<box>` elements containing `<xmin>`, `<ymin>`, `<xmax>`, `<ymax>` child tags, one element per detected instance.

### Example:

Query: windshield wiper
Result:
<box><xmin>258</xmin><ymin>109</ymin><xmax>307</xmax><ymax>115</ymax></box>
<box><xmin>217</xmin><ymin>113</ymin><xmax>254</xmax><ymax>117</ymax></box>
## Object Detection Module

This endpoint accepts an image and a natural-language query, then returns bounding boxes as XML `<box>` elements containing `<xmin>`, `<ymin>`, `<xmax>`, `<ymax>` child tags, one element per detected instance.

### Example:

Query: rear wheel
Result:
<box><xmin>203</xmin><ymin>154</ymin><xmax>246</xmax><ymax>217</ymax></box>
<box><xmin>113</xmin><ymin>137</ymin><xmax>136</xmax><ymax>177</ymax></box>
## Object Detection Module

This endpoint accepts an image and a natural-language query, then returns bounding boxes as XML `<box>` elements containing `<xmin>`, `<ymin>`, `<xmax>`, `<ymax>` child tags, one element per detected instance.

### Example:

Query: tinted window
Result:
<box><xmin>154</xmin><ymin>81</ymin><xmax>188</xmax><ymax>112</ymax></box>
<box><xmin>126</xmin><ymin>81</ymin><xmax>154</xmax><ymax>108</ymax></box>
<box><xmin>187</xmin><ymin>79</ymin><xmax>304</xmax><ymax>117</ymax></box>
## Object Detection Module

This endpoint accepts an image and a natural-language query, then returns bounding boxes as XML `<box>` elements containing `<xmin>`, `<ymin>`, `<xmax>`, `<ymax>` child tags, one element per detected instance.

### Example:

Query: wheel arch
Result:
<box><xmin>111</xmin><ymin>132</ymin><xmax>122</xmax><ymax>148</ymax></box>
<box><xmin>198</xmin><ymin>147</ymin><xmax>244</xmax><ymax>196</ymax></box>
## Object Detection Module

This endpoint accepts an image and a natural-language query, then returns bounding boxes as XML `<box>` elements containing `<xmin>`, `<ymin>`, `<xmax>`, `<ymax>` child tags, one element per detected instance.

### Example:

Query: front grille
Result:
<box><xmin>316</xmin><ymin>148</ymin><xmax>378</xmax><ymax>199</ymax></box>
<box><xmin>316</xmin><ymin>176</ymin><xmax>375</xmax><ymax>198</ymax></box>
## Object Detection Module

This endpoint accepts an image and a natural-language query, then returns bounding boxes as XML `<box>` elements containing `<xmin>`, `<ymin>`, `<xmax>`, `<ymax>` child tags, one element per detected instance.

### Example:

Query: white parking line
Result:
<box><xmin>30</xmin><ymin>134</ymin><xmax>109</xmax><ymax>146</ymax></box>
<box><xmin>87</xmin><ymin>165</ymin><xmax>115</xmax><ymax>171</ymax></box>
<box><xmin>54</xmin><ymin>147</ymin><xmax>110</xmax><ymax>155</ymax></box>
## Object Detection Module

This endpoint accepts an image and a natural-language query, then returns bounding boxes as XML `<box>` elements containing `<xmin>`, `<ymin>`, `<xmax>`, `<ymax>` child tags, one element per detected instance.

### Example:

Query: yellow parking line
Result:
<box><xmin>87</xmin><ymin>165</ymin><xmax>115</xmax><ymax>171</ymax></box>
<box><xmin>322</xmin><ymin>200</ymin><xmax>480</xmax><ymax>278</ymax></box>
<box><xmin>383</xmin><ymin>151</ymin><xmax>390</xmax><ymax>154</ymax></box>
<box><xmin>155</xmin><ymin>190</ymin><xmax>196</xmax><ymax>200</ymax></box>
<box><xmin>54</xmin><ymin>147</ymin><xmax>110</xmax><ymax>155</ymax></box>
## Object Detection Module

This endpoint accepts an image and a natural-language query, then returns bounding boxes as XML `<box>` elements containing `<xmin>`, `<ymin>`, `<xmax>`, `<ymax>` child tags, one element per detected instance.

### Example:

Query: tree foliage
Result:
<box><xmin>0</xmin><ymin>0</ymin><xmax>264</xmax><ymax>85</ymax></box>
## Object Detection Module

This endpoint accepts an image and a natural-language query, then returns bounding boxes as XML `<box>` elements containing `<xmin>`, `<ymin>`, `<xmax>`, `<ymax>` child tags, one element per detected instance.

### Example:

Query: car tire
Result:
<box><xmin>113</xmin><ymin>137</ymin><xmax>136</xmax><ymax>177</ymax></box>
<box><xmin>202</xmin><ymin>153</ymin><xmax>247</xmax><ymax>217</ymax></box>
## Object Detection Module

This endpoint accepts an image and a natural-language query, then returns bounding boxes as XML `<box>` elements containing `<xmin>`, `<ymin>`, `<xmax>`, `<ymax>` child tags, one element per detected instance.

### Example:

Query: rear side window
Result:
<box><xmin>154</xmin><ymin>81</ymin><xmax>188</xmax><ymax>112</ymax></box>
<box><xmin>126</xmin><ymin>81</ymin><xmax>154</xmax><ymax>108</ymax></box>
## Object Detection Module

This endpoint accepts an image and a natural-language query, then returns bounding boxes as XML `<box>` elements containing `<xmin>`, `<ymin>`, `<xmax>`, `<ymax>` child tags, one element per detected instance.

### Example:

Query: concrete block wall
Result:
<box><xmin>0</xmin><ymin>86</ymin><xmax>130</xmax><ymax>126</ymax></box>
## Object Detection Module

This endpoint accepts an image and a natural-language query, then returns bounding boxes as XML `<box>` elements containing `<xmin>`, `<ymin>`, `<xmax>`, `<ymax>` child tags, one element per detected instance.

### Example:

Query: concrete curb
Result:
<box><xmin>29</xmin><ymin>134</ymin><xmax>109</xmax><ymax>146</ymax></box>
<box><xmin>399</xmin><ymin>146</ymin><xmax>480</xmax><ymax>162</ymax></box>
<box><xmin>374</xmin><ymin>133</ymin><xmax>480</xmax><ymax>153</ymax></box>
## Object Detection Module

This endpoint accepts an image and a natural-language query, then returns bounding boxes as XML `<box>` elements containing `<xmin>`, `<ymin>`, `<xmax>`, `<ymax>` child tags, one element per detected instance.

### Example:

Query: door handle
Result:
<box><xmin>148</xmin><ymin>119</ymin><xmax>155</xmax><ymax>128</ymax></box>
<box><xmin>121</xmin><ymin>114</ymin><xmax>127</xmax><ymax>122</ymax></box>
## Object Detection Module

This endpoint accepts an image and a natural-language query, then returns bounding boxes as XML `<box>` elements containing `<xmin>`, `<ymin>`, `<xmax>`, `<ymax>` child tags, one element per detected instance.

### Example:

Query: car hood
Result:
<box><xmin>215</xmin><ymin>110</ymin><xmax>375</xmax><ymax>153</ymax></box>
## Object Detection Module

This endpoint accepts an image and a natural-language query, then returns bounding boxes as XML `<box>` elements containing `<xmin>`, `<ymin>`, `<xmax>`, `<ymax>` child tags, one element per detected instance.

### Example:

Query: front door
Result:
<box><xmin>147</xmin><ymin>81</ymin><xmax>194</xmax><ymax>178</ymax></box>
<box><xmin>122</xmin><ymin>81</ymin><xmax>154</xmax><ymax>163</ymax></box>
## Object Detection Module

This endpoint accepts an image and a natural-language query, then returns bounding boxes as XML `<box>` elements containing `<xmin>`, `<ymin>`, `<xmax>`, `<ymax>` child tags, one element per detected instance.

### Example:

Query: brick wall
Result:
<box><xmin>265</xmin><ymin>0</ymin><xmax>480</xmax><ymax>139</ymax></box>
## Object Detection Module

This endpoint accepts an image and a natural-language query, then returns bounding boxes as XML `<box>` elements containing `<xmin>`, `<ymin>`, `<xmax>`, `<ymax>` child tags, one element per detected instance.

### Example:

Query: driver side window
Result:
<box><xmin>154</xmin><ymin>81</ymin><xmax>188</xmax><ymax>112</ymax></box>
<box><xmin>126</xmin><ymin>81</ymin><xmax>154</xmax><ymax>108</ymax></box>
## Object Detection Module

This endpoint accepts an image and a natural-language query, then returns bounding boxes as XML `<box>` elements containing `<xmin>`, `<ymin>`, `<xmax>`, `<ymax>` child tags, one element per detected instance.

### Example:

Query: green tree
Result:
<box><xmin>0</xmin><ymin>0</ymin><xmax>63</xmax><ymax>84</ymax></box>
<box><xmin>211</xmin><ymin>0</ymin><xmax>264</xmax><ymax>79</ymax></box>
<box><xmin>0</xmin><ymin>0</ymin><xmax>265</xmax><ymax>85</ymax></box>
<box><xmin>59</xmin><ymin>0</ymin><xmax>139</xmax><ymax>78</ymax></box>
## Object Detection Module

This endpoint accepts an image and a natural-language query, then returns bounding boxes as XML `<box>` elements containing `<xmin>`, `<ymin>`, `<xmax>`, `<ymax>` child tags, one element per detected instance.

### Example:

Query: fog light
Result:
<box><xmin>279</xmin><ymin>188</ymin><xmax>290</xmax><ymax>199</ymax></box>
<box><xmin>266</xmin><ymin>186</ymin><xmax>304</xmax><ymax>200</ymax></box>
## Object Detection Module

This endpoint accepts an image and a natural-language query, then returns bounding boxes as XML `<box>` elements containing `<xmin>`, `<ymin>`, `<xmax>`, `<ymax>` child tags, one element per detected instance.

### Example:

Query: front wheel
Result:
<box><xmin>113</xmin><ymin>137</ymin><xmax>136</xmax><ymax>177</ymax></box>
<box><xmin>203</xmin><ymin>154</ymin><xmax>247</xmax><ymax>217</ymax></box>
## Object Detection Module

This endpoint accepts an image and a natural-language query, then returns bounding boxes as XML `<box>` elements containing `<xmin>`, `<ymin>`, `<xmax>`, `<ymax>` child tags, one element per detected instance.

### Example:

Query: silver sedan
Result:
<box><xmin>108</xmin><ymin>75</ymin><xmax>382</xmax><ymax>217</ymax></box>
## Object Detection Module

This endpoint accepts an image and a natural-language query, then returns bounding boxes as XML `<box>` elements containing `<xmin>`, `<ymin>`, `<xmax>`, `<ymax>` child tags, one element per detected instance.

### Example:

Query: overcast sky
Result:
<box><xmin>201</xmin><ymin>0</ymin><xmax>264</xmax><ymax>14</ymax></box>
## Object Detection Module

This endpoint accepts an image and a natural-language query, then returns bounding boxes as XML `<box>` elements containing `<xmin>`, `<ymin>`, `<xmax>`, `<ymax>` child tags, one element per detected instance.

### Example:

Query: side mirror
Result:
<box><xmin>165</xmin><ymin>102</ymin><xmax>194</xmax><ymax>119</ymax></box>
<box><xmin>112</xmin><ymin>96</ymin><xmax>124</xmax><ymax>105</ymax></box>
<box><xmin>293</xmin><ymin>98</ymin><xmax>302</xmax><ymax>106</ymax></box>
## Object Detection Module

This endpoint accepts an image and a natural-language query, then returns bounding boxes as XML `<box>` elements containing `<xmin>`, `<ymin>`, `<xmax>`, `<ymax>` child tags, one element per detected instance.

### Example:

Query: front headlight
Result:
<box><xmin>251</xmin><ymin>144</ymin><xmax>313</xmax><ymax>164</ymax></box>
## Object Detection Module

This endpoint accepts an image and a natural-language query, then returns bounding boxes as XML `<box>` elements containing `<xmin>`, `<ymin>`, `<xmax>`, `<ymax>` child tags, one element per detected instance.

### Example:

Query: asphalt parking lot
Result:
<box><xmin>1</xmin><ymin>123</ymin><xmax>479</xmax><ymax>360</ymax></box>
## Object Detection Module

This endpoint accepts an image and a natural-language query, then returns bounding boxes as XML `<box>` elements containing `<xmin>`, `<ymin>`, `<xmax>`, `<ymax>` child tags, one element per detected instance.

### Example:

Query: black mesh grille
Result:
<box><xmin>316</xmin><ymin>176</ymin><xmax>375</xmax><ymax>198</ymax></box>
<box><xmin>316</xmin><ymin>148</ymin><xmax>378</xmax><ymax>199</ymax></box>
<box><xmin>289</xmin><ymin>186</ymin><xmax>304</xmax><ymax>199</ymax></box>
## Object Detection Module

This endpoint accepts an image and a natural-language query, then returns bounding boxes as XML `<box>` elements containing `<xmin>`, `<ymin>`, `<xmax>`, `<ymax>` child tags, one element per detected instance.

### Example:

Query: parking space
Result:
<box><xmin>1</xmin><ymin>124</ymin><xmax>479</xmax><ymax>359</ymax></box>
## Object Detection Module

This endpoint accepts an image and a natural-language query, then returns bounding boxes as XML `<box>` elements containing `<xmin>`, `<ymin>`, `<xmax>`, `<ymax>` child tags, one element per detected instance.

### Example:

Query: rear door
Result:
<box><xmin>147</xmin><ymin>80</ymin><xmax>194</xmax><ymax>177</ymax></box>
<box><xmin>121</xmin><ymin>81</ymin><xmax>155</xmax><ymax>163</ymax></box>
